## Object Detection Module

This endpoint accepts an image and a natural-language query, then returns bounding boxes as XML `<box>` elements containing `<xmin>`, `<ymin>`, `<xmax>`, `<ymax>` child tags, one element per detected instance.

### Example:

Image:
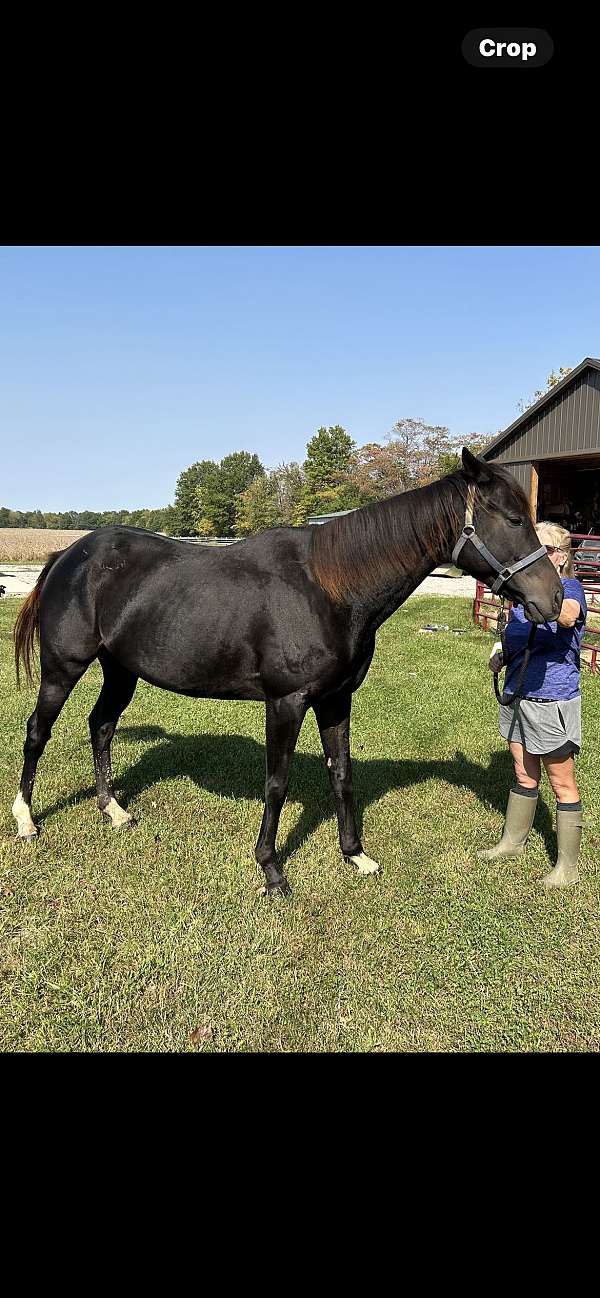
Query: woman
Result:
<box><xmin>479</xmin><ymin>522</ymin><xmax>587</xmax><ymax>888</ymax></box>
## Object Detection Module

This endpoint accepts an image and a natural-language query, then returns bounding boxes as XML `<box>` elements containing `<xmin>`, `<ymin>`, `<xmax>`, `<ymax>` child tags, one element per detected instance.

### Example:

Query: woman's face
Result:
<box><xmin>545</xmin><ymin>544</ymin><xmax>567</xmax><ymax>573</ymax></box>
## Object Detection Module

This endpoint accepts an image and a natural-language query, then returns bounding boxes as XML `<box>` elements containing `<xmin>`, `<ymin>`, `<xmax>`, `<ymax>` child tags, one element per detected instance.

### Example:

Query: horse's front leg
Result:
<box><xmin>255</xmin><ymin>693</ymin><xmax>307</xmax><ymax>897</ymax></box>
<box><xmin>313</xmin><ymin>688</ymin><xmax>380</xmax><ymax>876</ymax></box>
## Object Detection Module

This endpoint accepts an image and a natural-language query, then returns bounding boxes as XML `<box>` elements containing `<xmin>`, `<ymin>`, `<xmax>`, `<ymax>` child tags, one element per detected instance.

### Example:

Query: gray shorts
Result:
<box><xmin>499</xmin><ymin>694</ymin><xmax>581</xmax><ymax>756</ymax></box>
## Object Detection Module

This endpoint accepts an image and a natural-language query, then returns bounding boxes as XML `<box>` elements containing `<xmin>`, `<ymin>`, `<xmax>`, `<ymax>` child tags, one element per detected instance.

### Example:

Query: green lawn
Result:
<box><xmin>1</xmin><ymin>595</ymin><xmax>599</xmax><ymax>1053</ymax></box>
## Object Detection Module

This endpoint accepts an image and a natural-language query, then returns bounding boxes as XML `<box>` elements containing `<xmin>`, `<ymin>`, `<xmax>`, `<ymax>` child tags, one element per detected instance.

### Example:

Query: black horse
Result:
<box><xmin>13</xmin><ymin>449</ymin><xmax>562</xmax><ymax>894</ymax></box>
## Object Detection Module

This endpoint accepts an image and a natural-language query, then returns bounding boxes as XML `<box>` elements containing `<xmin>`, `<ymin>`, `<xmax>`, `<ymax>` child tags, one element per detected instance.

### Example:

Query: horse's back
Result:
<box><xmin>45</xmin><ymin>524</ymin><xmax>313</xmax><ymax>580</ymax></box>
<box><xmin>37</xmin><ymin>524</ymin><xmax>349</xmax><ymax>701</ymax></box>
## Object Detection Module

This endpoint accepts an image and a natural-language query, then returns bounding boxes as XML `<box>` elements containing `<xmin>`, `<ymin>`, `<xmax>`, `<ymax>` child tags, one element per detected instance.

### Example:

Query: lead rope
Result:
<box><xmin>493</xmin><ymin>603</ymin><xmax>537</xmax><ymax>739</ymax></box>
<box><xmin>493</xmin><ymin>600</ymin><xmax>507</xmax><ymax>705</ymax></box>
<box><xmin>507</xmin><ymin>622</ymin><xmax>537</xmax><ymax>742</ymax></box>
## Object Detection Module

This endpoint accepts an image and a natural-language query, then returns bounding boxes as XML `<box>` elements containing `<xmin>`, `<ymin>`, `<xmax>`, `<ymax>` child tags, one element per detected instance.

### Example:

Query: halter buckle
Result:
<box><xmin>491</xmin><ymin>567</ymin><xmax>514</xmax><ymax>594</ymax></box>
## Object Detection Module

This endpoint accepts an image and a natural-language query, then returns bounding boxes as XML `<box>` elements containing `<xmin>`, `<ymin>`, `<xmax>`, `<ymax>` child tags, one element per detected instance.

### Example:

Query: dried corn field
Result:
<box><xmin>0</xmin><ymin>529</ymin><xmax>89</xmax><ymax>563</ymax></box>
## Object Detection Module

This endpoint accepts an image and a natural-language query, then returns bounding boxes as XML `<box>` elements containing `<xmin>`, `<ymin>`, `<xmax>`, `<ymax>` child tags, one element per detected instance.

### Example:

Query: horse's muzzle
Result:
<box><xmin>522</xmin><ymin>585</ymin><xmax>563</xmax><ymax>624</ymax></box>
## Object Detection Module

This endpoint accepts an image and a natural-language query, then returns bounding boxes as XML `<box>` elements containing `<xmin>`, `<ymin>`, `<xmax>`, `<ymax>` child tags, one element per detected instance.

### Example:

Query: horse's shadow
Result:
<box><xmin>37</xmin><ymin>724</ymin><xmax>557</xmax><ymax>863</ymax></box>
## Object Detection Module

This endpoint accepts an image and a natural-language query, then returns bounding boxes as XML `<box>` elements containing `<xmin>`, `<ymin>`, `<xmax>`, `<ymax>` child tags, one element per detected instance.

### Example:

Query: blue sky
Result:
<box><xmin>1</xmin><ymin>245</ymin><xmax>599</xmax><ymax>510</ymax></box>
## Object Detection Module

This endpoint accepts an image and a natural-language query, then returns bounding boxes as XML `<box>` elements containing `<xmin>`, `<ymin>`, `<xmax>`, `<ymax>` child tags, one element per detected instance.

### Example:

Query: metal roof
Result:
<box><xmin>307</xmin><ymin>509</ymin><xmax>357</xmax><ymax>524</ymax></box>
<box><xmin>481</xmin><ymin>358</ymin><xmax>600</xmax><ymax>460</ymax></box>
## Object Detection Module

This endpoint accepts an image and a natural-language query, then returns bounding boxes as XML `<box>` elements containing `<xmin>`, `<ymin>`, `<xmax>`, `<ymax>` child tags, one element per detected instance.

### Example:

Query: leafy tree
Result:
<box><xmin>517</xmin><ymin>366</ymin><xmax>573</xmax><ymax>413</ymax></box>
<box><xmin>235</xmin><ymin>474</ymin><xmax>282</xmax><ymax>535</ymax></box>
<box><xmin>219</xmin><ymin>452</ymin><xmax>264</xmax><ymax>499</ymax></box>
<box><xmin>235</xmin><ymin>462</ymin><xmax>306</xmax><ymax>536</ymax></box>
<box><xmin>173</xmin><ymin>452</ymin><xmax>264</xmax><ymax>537</ymax></box>
<box><xmin>304</xmin><ymin>425</ymin><xmax>355</xmax><ymax>488</ymax></box>
<box><xmin>347</xmin><ymin>418</ymin><xmax>448</xmax><ymax>500</ymax></box>
<box><xmin>172</xmin><ymin>460</ymin><xmax>219</xmax><ymax>536</ymax></box>
<box><xmin>216</xmin><ymin>452</ymin><xmax>264</xmax><ymax>534</ymax></box>
<box><xmin>21</xmin><ymin>510</ymin><xmax>45</xmax><ymax>528</ymax></box>
<box><xmin>346</xmin><ymin>423</ymin><xmax>489</xmax><ymax>504</ymax></box>
<box><xmin>272</xmin><ymin>461</ymin><xmax>305</xmax><ymax>523</ymax></box>
<box><xmin>76</xmin><ymin>510</ymin><xmax>101</xmax><ymax>529</ymax></box>
<box><xmin>386</xmin><ymin>418</ymin><xmax>462</xmax><ymax>487</ymax></box>
<box><xmin>142</xmin><ymin>506</ymin><xmax>174</xmax><ymax>533</ymax></box>
<box><xmin>427</xmin><ymin>432</ymin><xmax>488</xmax><ymax>478</ymax></box>
<box><xmin>195</xmin><ymin>474</ymin><xmax>235</xmax><ymax>536</ymax></box>
<box><xmin>59</xmin><ymin>510</ymin><xmax>80</xmax><ymax>529</ymax></box>
<box><xmin>294</xmin><ymin>425</ymin><xmax>359</xmax><ymax>524</ymax></box>
<box><xmin>1</xmin><ymin>503</ymin><xmax>176</xmax><ymax>532</ymax></box>
<box><xmin>158</xmin><ymin>505</ymin><xmax>177</xmax><ymax>534</ymax></box>
<box><xmin>346</xmin><ymin>439</ymin><xmax>411</xmax><ymax>502</ymax></box>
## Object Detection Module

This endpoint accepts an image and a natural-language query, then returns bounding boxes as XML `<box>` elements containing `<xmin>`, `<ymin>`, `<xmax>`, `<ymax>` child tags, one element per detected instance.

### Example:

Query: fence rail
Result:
<box><xmin>472</xmin><ymin>533</ymin><xmax>600</xmax><ymax>674</ymax></box>
<box><xmin>169</xmin><ymin>536</ymin><xmax>241</xmax><ymax>546</ymax></box>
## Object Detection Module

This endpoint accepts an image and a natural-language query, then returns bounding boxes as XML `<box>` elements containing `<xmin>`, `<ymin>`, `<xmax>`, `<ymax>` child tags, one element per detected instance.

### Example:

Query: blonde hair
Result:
<box><xmin>535</xmin><ymin>521</ymin><xmax>574</xmax><ymax>577</ymax></box>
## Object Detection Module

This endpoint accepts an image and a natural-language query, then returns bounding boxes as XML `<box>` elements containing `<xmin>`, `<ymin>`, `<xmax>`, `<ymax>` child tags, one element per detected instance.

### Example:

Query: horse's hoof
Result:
<box><xmin>17</xmin><ymin>831</ymin><xmax>37</xmax><ymax>843</ymax></box>
<box><xmin>262</xmin><ymin>878</ymin><xmax>291</xmax><ymax>898</ymax></box>
<box><xmin>346</xmin><ymin>852</ymin><xmax>380</xmax><ymax>876</ymax></box>
<box><xmin>102</xmin><ymin>804</ymin><xmax>136</xmax><ymax>825</ymax></box>
<box><xmin>109</xmin><ymin>818</ymin><xmax>136</xmax><ymax>832</ymax></box>
<box><xmin>101</xmin><ymin>802</ymin><xmax>136</xmax><ymax>830</ymax></box>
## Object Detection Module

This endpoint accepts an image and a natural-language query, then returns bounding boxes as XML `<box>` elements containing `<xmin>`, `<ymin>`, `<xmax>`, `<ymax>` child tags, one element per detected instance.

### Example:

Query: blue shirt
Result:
<box><xmin>503</xmin><ymin>577</ymin><xmax>587</xmax><ymax>701</ymax></box>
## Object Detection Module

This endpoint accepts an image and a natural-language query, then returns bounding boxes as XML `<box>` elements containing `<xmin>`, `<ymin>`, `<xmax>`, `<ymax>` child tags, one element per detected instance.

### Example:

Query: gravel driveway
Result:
<box><xmin>0</xmin><ymin>565</ymin><xmax>48</xmax><ymax>598</ymax></box>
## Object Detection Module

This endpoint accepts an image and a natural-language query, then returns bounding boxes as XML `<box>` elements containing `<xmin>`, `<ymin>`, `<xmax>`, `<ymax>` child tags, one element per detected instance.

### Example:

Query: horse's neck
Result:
<box><xmin>353</xmin><ymin>479</ymin><xmax>463</xmax><ymax>632</ymax></box>
<box><xmin>356</xmin><ymin>555</ymin><xmax>441</xmax><ymax>635</ymax></box>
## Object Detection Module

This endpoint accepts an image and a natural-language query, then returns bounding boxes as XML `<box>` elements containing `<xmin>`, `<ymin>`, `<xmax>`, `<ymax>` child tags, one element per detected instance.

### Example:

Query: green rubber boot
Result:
<box><xmin>541</xmin><ymin>806</ymin><xmax>583</xmax><ymax>889</ymax></box>
<box><xmin>477</xmin><ymin>788</ymin><xmax>538</xmax><ymax>861</ymax></box>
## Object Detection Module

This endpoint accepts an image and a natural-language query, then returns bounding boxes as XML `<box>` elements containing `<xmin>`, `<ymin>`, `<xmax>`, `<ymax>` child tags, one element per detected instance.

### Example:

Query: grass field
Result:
<box><xmin>0</xmin><ymin>529</ymin><xmax>89</xmax><ymax>562</ymax></box>
<box><xmin>1</xmin><ymin>594</ymin><xmax>599</xmax><ymax>1053</ymax></box>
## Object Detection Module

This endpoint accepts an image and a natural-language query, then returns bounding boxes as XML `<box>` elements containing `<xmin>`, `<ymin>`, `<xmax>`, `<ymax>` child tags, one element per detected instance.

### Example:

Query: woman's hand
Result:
<box><xmin>489</xmin><ymin>641</ymin><xmax>503</xmax><ymax>673</ymax></box>
<box><xmin>556</xmin><ymin>598</ymin><xmax>581</xmax><ymax>629</ymax></box>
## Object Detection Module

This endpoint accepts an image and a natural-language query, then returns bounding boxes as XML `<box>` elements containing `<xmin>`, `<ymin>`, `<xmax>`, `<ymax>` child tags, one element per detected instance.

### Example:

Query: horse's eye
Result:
<box><xmin>509</xmin><ymin>517</ymin><xmax>523</xmax><ymax>527</ymax></box>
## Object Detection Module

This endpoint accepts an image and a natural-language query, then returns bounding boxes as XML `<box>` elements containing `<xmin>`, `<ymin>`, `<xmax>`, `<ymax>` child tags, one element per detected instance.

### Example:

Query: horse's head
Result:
<box><xmin>457</xmin><ymin>448</ymin><xmax>563</xmax><ymax>624</ymax></box>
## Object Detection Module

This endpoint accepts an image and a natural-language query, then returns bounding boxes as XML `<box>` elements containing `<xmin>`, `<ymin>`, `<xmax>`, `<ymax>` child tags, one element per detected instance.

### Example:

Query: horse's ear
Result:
<box><xmin>461</xmin><ymin>446</ymin><xmax>493</xmax><ymax>484</ymax></box>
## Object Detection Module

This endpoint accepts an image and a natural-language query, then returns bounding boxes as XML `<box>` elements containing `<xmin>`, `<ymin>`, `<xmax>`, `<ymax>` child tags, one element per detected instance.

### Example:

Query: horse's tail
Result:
<box><xmin>14</xmin><ymin>551</ymin><xmax>62</xmax><ymax>688</ymax></box>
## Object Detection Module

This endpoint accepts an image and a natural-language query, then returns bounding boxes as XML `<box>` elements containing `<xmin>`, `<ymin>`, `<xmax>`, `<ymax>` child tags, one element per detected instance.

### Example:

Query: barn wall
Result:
<box><xmin>488</xmin><ymin>371</ymin><xmax>600</xmax><ymax>464</ymax></box>
<box><xmin>498</xmin><ymin>461</ymin><xmax>531</xmax><ymax>493</ymax></box>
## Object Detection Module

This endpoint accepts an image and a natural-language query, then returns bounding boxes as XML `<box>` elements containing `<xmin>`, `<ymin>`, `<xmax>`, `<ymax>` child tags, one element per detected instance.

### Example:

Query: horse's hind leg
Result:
<box><xmin>255</xmin><ymin>693</ymin><xmax>307</xmax><ymax>896</ymax></box>
<box><xmin>313</xmin><ymin>688</ymin><xmax>380</xmax><ymax>876</ymax></box>
<box><xmin>89</xmin><ymin>648</ymin><xmax>138</xmax><ymax>828</ymax></box>
<box><xmin>13</xmin><ymin>662</ymin><xmax>91</xmax><ymax>840</ymax></box>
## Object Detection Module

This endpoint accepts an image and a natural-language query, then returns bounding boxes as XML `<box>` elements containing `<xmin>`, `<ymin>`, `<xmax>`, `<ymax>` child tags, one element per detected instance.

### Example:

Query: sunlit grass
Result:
<box><xmin>1</xmin><ymin>595</ymin><xmax>599</xmax><ymax>1053</ymax></box>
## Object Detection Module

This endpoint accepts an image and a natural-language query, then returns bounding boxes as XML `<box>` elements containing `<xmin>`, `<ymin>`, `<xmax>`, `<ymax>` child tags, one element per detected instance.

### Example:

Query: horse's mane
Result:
<box><xmin>309</xmin><ymin>465</ymin><xmax>532</xmax><ymax>605</ymax></box>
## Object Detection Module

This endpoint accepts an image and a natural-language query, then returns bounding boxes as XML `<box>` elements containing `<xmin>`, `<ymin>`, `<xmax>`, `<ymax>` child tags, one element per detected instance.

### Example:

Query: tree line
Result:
<box><xmin>1</xmin><ymin>368</ymin><xmax>566</xmax><ymax>537</ymax></box>
<box><xmin>0</xmin><ymin>422</ymin><xmax>486</xmax><ymax>538</ymax></box>
<box><xmin>0</xmin><ymin>506</ymin><xmax>175</xmax><ymax>532</ymax></box>
<box><xmin>158</xmin><ymin>367</ymin><xmax>574</xmax><ymax>536</ymax></box>
<box><xmin>169</xmin><ymin>423</ymin><xmax>489</xmax><ymax>537</ymax></box>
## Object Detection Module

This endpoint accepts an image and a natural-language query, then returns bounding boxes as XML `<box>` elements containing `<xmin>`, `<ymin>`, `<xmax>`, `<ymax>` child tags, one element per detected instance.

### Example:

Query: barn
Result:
<box><xmin>481</xmin><ymin>357</ymin><xmax>600</xmax><ymax>532</ymax></box>
<box><xmin>476</xmin><ymin>357</ymin><xmax>600</xmax><ymax>671</ymax></box>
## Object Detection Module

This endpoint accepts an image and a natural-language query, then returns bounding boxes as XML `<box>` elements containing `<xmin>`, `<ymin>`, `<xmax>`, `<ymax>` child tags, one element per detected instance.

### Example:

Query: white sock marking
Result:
<box><xmin>349</xmin><ymin>851</ymin><xmax>380</xmax><ymax>875</ymax></box>
<box><xmin>12</xmin><ymin>791</ymin><xmax>37</xmax><ymax>838</ymax></box>
<box><xmin>103</xmin><ymin>798</ymin><xmax>132</xmax><ymax>828</ymax></box>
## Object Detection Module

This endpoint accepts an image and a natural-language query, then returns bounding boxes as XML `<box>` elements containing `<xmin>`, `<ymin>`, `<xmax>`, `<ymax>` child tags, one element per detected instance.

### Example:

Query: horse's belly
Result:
<box><xmin>111</xmin><ymin>642</ymin><xmax>267</xmax><ymax>700</ymax></box>
<box><xmin>103</xmin><ymin>603</ymin><xmax>349</xmax><ymax>702</ymax></box>
<box><xmin>137</xmin><ymin>666</ymin><xmax>268</xmax><ymax>702</ymax></box>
